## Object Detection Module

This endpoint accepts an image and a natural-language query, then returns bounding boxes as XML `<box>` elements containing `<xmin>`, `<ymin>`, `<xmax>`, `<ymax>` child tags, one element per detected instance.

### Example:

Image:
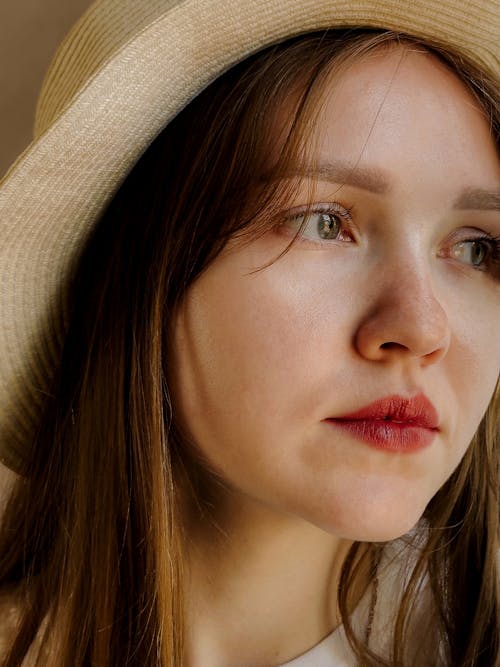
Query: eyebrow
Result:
<box><xmin>453</xmin><ymin>188</ymin><xmax>500</xmax><ymax>212</ymax></box>
<box><xmin>264</xmin><ymin>160</ymin><xmax>390</xmax><ymax>194</ymax></box>
<box><xmin>264</xmin><ymin>160</ymin><xmax>500</xmax><ymax>210</ymax></box>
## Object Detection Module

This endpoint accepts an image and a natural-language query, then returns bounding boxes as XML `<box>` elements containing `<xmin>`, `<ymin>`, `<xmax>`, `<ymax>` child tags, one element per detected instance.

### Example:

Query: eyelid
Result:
<box><xmin>286</xmin><ymin>201</ymin><xmax>354</xmax><ymax>219</ymax></box>
<box><xmin>447</xmin><ymin>224</ymin><xmax>500</xmax><ymax>238</ymax></box>
<box><xmin>286</xmin><ymin>201</ymin><xmax>355</xmax><ymax>228</ymax></box>
<box><xmin>443</xmin><ymin>227</ymin><xmax>500</xmax><ymax>252</ymax></box>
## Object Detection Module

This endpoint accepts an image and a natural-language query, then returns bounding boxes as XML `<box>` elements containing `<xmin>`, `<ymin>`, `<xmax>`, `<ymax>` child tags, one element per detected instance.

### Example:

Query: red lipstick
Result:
<box><xmin>326</xmin><ymin>393</ymin><xmax>439</xmax><ymax>452</ymax></box>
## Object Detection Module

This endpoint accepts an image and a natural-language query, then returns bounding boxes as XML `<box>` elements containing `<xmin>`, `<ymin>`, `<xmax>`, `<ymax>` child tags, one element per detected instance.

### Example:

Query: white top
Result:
<box><xmin>278</xmin><ymin>531</ymin><xmax>434</xmax><ymax>667</ymax></box>
<box><xmin>279</xmin><ymin>626</ymin><xmax>354</xmax><ymax>666</ymax></box>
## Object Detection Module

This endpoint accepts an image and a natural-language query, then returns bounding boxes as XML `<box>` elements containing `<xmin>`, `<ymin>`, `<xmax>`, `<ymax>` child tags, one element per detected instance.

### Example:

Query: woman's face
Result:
<box><xmin>171</xmin><ymin>44</ymin><xmax>500</xmax><ymax>541</ymax></box>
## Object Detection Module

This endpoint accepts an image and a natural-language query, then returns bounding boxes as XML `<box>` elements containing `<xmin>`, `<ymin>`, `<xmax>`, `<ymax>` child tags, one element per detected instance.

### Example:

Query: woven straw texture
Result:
<box><xmin>0</xmin><ymin>0</ymin><xmax>499</xmax><ymax>472</ymax></box>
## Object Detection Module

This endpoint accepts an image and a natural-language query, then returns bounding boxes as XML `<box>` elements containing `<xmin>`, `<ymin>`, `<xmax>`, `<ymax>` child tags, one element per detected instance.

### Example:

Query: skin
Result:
<box><xmin>171</xmin><ymin>45</ymin><xmax>500</xmax><ymax>666</ymax></box>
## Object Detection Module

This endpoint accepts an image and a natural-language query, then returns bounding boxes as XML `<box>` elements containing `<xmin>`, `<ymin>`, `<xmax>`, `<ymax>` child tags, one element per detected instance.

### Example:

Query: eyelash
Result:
<box><xmin>279</xmin><ymin>203</ymin><xmax>500</xmax><ymax>280</ymax></box>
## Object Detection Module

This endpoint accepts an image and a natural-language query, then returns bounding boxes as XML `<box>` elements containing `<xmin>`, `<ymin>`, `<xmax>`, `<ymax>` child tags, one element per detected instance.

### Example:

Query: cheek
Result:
<box><xmin>168</xmin><ymin>244</ymin><xmax>356</xmax><ymax>492</ymax></box>
<box><xmin>446</xmin><ymin>305</ymin><xmax>500</xmax><ymax>443</ymax></box>
<box><xmin>173</xmin><ymin>250</ymin><xmax>350</xmax><ymax>423</ymax></box>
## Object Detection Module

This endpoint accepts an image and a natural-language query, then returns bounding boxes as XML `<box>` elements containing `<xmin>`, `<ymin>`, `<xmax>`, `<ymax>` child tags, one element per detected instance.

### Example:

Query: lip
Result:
<box><xmin>325</xmin><ymin>393</ymin><xmax>440</xmax><ymax>452</ymax></box>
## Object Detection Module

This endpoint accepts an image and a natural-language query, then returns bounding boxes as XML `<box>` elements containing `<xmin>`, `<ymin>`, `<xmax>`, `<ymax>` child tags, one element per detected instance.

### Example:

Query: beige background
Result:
<box><xmin>0</xmin><ymin>0</ymin><xmax>93</xmax><ymax>179</ymax></box>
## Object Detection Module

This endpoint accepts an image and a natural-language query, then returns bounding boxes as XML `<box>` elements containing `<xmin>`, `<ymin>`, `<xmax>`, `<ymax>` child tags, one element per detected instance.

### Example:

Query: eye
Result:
<box><xmin>450</xmin><ymin>235</ymin><xmax>500</xmax><ymax>278</ymax></box>
<box><xmin>452</xmin><ymin>237</ymin><xmax>499</xmax><ymax>268</ymax></box>
<box><xmin>282</xmin><ymin>203</ymin><xmax>354</xmax><ymax>244</ymax></box>
<box><xmin>451</xmin><ymin>239</ymin><xmax>488</xmax><ymax>267</ymax></box>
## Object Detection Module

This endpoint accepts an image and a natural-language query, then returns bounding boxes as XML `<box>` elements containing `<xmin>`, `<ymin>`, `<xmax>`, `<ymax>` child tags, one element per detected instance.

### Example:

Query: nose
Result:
<box><xmin>354</xmin><ymin>261</ymin><xmax>451</xmax><ymax>366</ymax></box>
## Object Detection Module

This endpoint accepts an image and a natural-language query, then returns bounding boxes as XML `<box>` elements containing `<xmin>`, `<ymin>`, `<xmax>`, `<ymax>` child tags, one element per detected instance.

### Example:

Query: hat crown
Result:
<box><xmin>34</xmin><ymin>0</ymin><xmax>500</xmax><ymax>141</ymax></box>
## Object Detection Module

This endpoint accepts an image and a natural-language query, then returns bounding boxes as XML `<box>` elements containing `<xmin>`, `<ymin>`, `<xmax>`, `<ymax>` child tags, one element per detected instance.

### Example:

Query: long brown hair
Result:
<box><xmin>0</xmin><ymin>29</ymin><xmax>498</xmax><ymax>666</ymax></box>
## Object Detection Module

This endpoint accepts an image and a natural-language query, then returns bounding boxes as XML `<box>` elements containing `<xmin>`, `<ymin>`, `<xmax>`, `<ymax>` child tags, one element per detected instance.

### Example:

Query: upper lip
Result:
<box><xmin>330</xmin><ymin>393</ymin><xmax>440</xmax><ymax>430</ymax></box>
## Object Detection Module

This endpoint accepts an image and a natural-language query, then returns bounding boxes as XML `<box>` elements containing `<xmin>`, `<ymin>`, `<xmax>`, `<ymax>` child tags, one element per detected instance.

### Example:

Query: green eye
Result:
<box><xmin>469</xmin><ymin>242</ymin><xmax>488</xmax><ymax>266</ymax></box>
<box><xmin>317</xmin><ymin>213</ymin><xmax>341</xmax><ymax>240</ymax></box>
<box><xmin>281</xmin><ymin>203</ymin><xmax>353</xmax><ymax>244</ymax></box>
<box><xmin>453</xmin><ymin>240</ymin><xmax>489</xmax><ymax>267</ymax></box>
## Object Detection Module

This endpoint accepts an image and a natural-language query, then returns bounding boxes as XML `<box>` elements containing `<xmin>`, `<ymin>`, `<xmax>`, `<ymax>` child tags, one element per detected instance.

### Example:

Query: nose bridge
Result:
<box><xmin>387</xmin><ymin>254</ymin><xmax>440</xmax><ymax>319</ymax></box>
<box><xmin>355</xmin><ymin>247</ymin><xmax>451</xmax><ymax>363</ymax></box>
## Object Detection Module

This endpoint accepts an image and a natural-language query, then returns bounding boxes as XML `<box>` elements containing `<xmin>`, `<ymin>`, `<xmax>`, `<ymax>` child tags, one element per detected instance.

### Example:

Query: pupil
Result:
<box><xmin>317</xmin><ymin>214</ymin><xmax>340</xmax><ymax>239</ymax></box>
<box><xmin>472</xmin><ymin>243</ymin><xmax>486</xmax><ymax>265</ymax></box>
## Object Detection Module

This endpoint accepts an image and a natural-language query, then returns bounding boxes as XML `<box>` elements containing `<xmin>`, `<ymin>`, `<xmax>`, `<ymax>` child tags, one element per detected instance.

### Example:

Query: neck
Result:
<box><xmin>182</xmin><ymin>479</ymin><xmax>354</xmax><ymax>667</ymax></box>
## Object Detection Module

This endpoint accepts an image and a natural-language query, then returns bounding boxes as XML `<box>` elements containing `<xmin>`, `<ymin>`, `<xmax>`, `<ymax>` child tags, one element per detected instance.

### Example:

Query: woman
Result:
<box><xmin>0</xmin><ymin>1</ymin><xmax>498</xmax><ymax>665</ymax></box>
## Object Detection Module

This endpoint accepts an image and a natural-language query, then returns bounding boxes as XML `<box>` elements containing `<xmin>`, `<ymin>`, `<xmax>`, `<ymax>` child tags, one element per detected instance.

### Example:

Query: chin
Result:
<box><xmin>347</xmin><ymin>517</ymin><xmax>424</xmax><ymax>543</ymax></box>
<box><xmin>303</xmin><ymin>490</ymin><xmax>430</xmax><ymax>543</ymax></box>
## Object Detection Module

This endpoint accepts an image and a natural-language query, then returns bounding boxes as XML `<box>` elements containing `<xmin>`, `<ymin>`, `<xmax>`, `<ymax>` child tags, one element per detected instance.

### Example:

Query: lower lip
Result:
<box><xmin>326</xmin><ymin>419</ymin><xmax>437</xmax><ymax>452</ymax></box>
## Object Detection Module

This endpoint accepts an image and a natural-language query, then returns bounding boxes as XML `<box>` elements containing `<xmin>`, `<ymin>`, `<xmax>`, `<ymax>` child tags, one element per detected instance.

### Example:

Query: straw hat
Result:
<box><xmin>0</xmin><ymin>0</ymin><xmax>498</xmax><ymax>473</ymax></box>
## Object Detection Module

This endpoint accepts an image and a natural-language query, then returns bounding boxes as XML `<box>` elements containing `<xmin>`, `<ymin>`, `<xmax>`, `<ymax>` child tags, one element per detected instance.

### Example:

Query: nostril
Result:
<box><xmin>380</xmin><ymin>341</ymin><xmax>407</xmax><ymax>350</ymax></box>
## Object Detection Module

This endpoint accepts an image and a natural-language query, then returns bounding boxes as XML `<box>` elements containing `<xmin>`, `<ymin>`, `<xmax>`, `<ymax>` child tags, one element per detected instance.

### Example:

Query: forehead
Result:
<box><xmin>273</xmin><ymin>44</ymin><xmax>500</xmax><ymax>197</ymax></box>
